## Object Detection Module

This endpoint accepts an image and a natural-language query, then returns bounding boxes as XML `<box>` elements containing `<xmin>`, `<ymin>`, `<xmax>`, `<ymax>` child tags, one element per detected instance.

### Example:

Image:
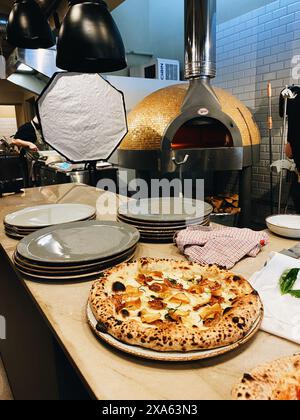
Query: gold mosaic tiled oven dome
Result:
<box><xmin>119</xmin><ymin>84</ymin><xmax>261</xmax><ymax>150</ymax></box>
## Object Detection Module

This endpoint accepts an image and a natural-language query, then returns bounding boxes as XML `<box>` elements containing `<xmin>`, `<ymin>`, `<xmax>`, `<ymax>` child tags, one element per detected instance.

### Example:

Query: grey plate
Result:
<box><xmin>17</xmin><ymin>221</ymin><xmax>140</xmax><ymax>264</ymax></box>
<box><xmin>14</xmin><ymin>245</ymin><xmax>137</xmax><ymax>271</ymax></box>
<box><xmin>140</xmin><ymin>235</ymin><xmax>175</xmax><ymax>241</ymax></box>
<box><xmin>116</xmin><ymin>215</ymin><xmax>210</xmax><ymax>231</ymax></box>
<box><xmin>4</xmin><ymin>231</ymin><xmax>24</xmax><ymax>240</ymax></box>
<box><xmin>14</xmin><ymin>247</ymin><xmax>136</xmax><ymax>276</ymax></box>
<box><xmin>140</xmin><ymin>238</ymin><xmax>175</xmax><ymax>244</ymax></box>
<box><xmin>4</xmin><ymin>215</ymin><xmax>96</xmax><ymax>239</ymax></box>
<box><xmin>5</xmin><ymin>203</ymin><xmax>96</xmax><ymax>228</ymax></box>
<box><xmin>118</xmin><ymin>198</ymin><xmax>213</xmax><ymax>223</ymax></box>
<box><xmin>139</xmin><ymin>234</ymin><xmax>175</xmax><ymax>244</ymax></box>
<box><xmin>117</xmin><ymin>212</ymin><xmax>210</xmax><ymax>227</ymax></box>
<box><xmin>15</xmin><ymin>252</ymin><xmax>136</xmax><ymax>281</ymax></box>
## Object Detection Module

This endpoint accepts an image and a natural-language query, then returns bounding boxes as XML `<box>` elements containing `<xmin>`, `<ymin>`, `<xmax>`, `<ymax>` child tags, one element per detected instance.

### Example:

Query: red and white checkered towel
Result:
<box><xmin>175</xmin><ymin>225</ymin><xmax>269</xmax><ymax>269</ymax></box>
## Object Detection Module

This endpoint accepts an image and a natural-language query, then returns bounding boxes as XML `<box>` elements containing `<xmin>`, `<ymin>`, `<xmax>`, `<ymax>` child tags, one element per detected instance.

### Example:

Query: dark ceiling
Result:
<box><xmin>0</xmin><ymin>1</ymin><xmax>62</xmax><ymax>57</ymax></box>
<box><xmin>0</xmin><ymin>0</ymin><xmax>12</xmax><ymax>57</ymax></box>
<box><xmin>0</xmin><ymin>0</ymin><xmax>124</xmax><ymax>58</ymax></box>
<box><xmin>0</xmin><ymin>1</ymin><xmax>58</xmax><ymax>14</ymax></box>
<box><xmin>0</xmin><ymin>0</ymin><xmax>13</xmax><ymax>15</ymax></box>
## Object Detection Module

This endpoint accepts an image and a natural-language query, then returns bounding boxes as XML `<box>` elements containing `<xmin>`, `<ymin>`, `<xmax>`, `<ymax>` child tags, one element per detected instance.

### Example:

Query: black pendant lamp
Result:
<box><xmin>6</xmin><ymin>0</ymin><xmax>55</xmax><ymax>49</ymax></box>
<box><xmin>56</xmin><ymin>0</ymin><xmax>127</xmax><ymax>73</ymax></box>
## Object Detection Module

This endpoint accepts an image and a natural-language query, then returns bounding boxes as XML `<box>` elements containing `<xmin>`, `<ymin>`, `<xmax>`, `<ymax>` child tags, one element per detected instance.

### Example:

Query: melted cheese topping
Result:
<box><xmin>105</xmin><ymin>261</ymin><xmax>240</xmax><ymax>328</ymax></box>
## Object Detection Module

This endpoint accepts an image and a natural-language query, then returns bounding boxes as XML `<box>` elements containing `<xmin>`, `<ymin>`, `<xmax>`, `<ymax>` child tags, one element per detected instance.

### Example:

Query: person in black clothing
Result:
<box><xmin>279</xmin><ymin>86</ymin><xmax>300</xmax><ymax>213</ymax></box>
<box><xmin>10</xmin><ymin>117</ymin><xmax>44</xmax><ymax>187</ymax></box>
<box><xmin>12</xmin><ymin>117</ymin><xmax>43</xmax><ymax>152</ymax></box>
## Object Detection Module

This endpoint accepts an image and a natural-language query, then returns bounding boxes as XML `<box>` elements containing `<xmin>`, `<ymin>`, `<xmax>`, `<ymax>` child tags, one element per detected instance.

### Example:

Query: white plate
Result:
<box><xmin>5</xmin><ymin>204</ymin><xmax>96</xmax><ymax>228</ymax></box>
<box><xmin>266</xmin><ymin>214</ymin><xmax>300</xmax><ymax>239</ymax></box>
<box><xmin>87</xmin><ymin>304</ymin><xmax>263</xmax><ymax>362</ymax></box>
<box><xmin>5</xmin><ymin>214</ymin><xmax>96</xmax><ymax>231</ymax></box>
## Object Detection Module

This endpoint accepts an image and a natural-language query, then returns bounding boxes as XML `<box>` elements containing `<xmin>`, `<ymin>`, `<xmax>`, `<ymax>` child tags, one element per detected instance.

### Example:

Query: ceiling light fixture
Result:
<box><xmin>56</xmin><ymin>0</ymin><xmax>127</xmax><ymax>73</ymax></box>
<box><xmin>6</xmin><ymin>0</ymin><xmax>55</xmax><ymax>49</ymax></box>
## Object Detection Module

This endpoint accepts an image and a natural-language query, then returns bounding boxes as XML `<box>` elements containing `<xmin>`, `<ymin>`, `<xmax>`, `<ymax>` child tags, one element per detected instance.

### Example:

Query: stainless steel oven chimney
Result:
<box><xmin>185</xmin><ymin>0</ymin><xmax>216</xmax><ymax>80</ymax></box>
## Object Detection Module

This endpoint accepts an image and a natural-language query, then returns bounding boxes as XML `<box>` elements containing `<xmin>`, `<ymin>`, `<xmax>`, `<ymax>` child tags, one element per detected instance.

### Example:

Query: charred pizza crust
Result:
<box><xmin>232</xmin><ymin>354</ymin><xmax>300</xmax><ymax>400</ymax></box>
<box><xmin>89</xmin><ymin>258</ymin><xmax>263</xmax><ymax>353</ymax></box>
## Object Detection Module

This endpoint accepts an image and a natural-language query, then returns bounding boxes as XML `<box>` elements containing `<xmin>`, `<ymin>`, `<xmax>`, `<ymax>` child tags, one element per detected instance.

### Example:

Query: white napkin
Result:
<box><xmin>250</xmin><ymin>252</ymin><xmax>300</xmax><ymax>344</ymax></box>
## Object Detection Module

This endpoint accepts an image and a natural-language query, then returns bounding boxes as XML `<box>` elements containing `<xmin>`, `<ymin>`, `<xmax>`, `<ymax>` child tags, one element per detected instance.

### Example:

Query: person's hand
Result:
<box><xmin>26</xmin><ymin>142</ymin><xmax>39</xmax><ymax>152</ymax></box>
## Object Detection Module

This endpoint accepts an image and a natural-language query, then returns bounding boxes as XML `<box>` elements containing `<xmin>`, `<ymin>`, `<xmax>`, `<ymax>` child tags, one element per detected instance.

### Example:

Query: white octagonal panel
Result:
<box><xmin>37</xmin><ymin>73</ymin><xmax>128</xmax><ymax>162</ymax></box>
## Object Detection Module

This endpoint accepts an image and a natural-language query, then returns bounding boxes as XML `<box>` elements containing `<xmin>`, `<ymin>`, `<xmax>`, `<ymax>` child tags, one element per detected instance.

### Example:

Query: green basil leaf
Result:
<box><xmin>279</xmin><ymin>268</ymin><xmax>300</xmax><ymax>295</ymax></box>
<box><xmin>166</xmin><ymin>277</ymin><xmax>178</xmax><ymax>285</ymax></box>
<box><xmin>288</xmin><ymin>290</ymin><xmax>300</xmax><ymax>299</ymax></box>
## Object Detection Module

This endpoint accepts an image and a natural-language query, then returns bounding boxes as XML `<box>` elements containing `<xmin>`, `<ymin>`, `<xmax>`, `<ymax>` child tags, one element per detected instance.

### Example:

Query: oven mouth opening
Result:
<box><xmin>171</xmin><ymin>117</ymin><xmax>234</xmax><ymax>150</ymax></box>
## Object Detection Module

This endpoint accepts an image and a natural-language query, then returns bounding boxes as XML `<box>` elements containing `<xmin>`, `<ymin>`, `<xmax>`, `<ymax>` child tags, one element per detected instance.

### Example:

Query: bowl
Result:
<box><xmin>266</xmin><ymin>214</ymin><xmax>300</xmax><ymax>239</ymax></box>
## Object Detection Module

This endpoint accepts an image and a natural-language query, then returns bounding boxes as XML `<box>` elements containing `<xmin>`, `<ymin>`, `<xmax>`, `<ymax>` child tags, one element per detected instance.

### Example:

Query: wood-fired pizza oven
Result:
<box><xmin>118</xmin><ymin>0</ymin><xmax>260</xmax><ymax>174</ymax></box>
<box><xmin>118</xmin><ymin>0</ymin><xmax>261</xmax><ymax>227</ymax></box>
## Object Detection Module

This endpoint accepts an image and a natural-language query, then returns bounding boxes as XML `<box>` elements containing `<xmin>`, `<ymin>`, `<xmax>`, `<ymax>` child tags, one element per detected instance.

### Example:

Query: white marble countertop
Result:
<box><xmin>0</xmin><ymin>183</ymin><xmax>299</xmax><ymax>400</ymax></box>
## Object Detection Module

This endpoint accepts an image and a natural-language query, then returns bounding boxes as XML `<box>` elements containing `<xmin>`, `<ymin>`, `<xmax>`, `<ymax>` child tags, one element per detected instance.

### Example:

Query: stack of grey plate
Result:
<box><xmin>4</xmin><ymin>203</ymin><xmax>97</xmax><ymax>240</ymax></box>
<box><xmin>117</xmin><ymin>198</ymin><xmax>213</xmax><ymax>243</ymax></box>
<box><xmin>14</xmin><ymin>221</ymin><xmax>140</xmax><ymax>281</ymax></box>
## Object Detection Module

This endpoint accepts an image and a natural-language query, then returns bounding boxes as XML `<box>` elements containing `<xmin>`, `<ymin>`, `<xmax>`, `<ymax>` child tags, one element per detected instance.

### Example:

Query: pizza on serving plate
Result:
<box><xmin>232</xmin><ymin>355</ymin><xmax>300</xmax><ymax>400</ymax></box>
<box><xmin>89</xmin><ymin>258</ymin><xmax>263</xmax><ymax>352</ymax></box>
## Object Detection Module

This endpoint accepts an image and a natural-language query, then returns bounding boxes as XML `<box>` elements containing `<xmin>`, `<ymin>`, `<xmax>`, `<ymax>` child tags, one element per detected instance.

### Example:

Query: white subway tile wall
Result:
<box><xmin>214</xmin><ymin>0</ymin><xmax>300</xmax><ymax>221</ymax></box>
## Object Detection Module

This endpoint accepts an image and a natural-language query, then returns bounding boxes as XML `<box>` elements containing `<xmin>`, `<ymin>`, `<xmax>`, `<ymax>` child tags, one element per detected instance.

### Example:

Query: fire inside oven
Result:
<box><xmin>171</xmin><ymin>117</ymin><xmax>234</xmax><ymax>150</ymax></box>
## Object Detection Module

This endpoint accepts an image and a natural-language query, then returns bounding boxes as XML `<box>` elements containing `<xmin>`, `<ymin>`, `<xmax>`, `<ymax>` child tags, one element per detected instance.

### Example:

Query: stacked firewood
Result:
<box><xmin>205</xmin><ymin>193</ymin><xmax>241</xmax><ymax>215</ymax></box>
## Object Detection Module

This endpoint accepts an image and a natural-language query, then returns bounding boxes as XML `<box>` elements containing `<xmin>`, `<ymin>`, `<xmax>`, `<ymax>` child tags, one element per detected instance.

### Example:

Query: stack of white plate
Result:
<box><xmin>117</xmin><ymin>197</ymin><xmax>213</xmax><ymax>243</ymax></box>
<box><xmin>14</xmin><ymin>221</ymin><xmax>140</xmax><ymax>281</ymax></box>
<box><xmin>4</xmin><ymin>203</ymin><xmax>97</xmax><ymax>239</ymax></box>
